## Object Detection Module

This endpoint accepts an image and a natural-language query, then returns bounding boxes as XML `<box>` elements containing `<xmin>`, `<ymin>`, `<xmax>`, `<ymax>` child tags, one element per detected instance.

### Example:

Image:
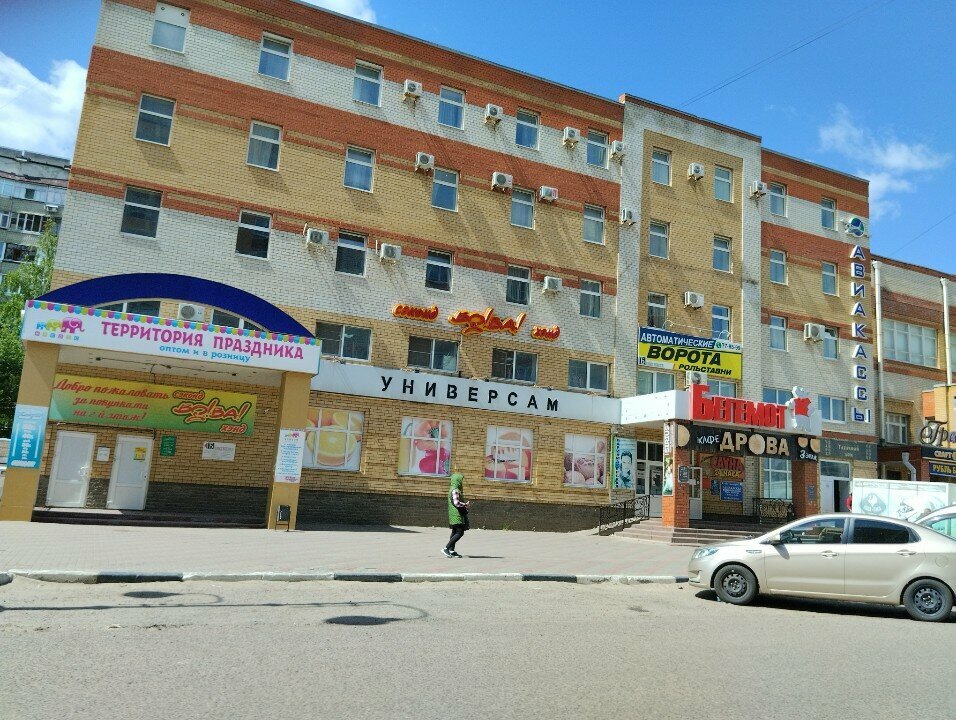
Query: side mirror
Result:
<box><xmin>765</xmin><ymin>533</ymin><xmax>784</xmax><ymax>546</ymax></box>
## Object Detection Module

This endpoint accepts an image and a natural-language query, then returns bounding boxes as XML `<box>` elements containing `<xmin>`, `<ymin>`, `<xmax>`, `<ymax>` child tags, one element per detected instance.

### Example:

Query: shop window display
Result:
<box><xmin>564</xmin><ymin>434</ymin><xmax>607</xmax><ymax>487</ymax></box>
<box><xmin>304</xmin><ymin>408</ymin><xmax>364</xmax><ymax>471</ymax></box>
<box><xmin>398</xmin><ymin>417</ymin><xmax>453</xmax><ymax>477</ymax></box>
<box><xmin>484</xmin><ymin>426</ymin><xmax>533</xmax><ymax>483</ymax></box>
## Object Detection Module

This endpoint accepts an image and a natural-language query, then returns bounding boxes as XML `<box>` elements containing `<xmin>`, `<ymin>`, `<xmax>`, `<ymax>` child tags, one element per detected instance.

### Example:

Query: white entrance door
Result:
<box><xmin>820</xmin><ymin>460</ymin><xmax>852</xmax><ymax>514</ymax></box>
<box><xmin>46</xmin><ymin>431</ymin><xmax>95</xmax><ymax>508</ymax></box>
<box><xmin>107</xmin><ymin>436</ymin><xmax>153</xmax><ymax>510</ymax></box>
<box><xmin>689</xmin><ymin>470</ymin><xmax>703</xmax><ymax>520</ymax></box>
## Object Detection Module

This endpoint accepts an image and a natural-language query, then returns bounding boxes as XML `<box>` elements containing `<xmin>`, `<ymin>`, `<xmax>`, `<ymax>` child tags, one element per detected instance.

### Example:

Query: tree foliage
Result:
<box><xmin>0</xmin><ymin>219</ymin><xmax>58</xmax><ymax>435</ymax></box>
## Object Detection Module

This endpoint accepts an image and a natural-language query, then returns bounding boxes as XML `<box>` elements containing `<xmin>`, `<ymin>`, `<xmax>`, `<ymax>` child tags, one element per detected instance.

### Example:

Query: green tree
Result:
<box><xmin>0</xmin><ymin>219</ymin><xmax>58</xmax><ymax>435</ymax></box>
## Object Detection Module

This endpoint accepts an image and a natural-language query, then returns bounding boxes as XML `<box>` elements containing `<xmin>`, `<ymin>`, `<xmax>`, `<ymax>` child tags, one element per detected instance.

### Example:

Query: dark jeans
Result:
<box><xmin>446</xmin><ymin>524</ymin><xmax>467</xmax><ymax>551</ymax></box>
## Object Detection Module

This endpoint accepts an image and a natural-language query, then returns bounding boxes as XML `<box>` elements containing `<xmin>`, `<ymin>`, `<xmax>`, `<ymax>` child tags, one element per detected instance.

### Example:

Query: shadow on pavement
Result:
<box><xmin>292</xmin><ymin>523</ymin><xmax>421</xmax><ymax>533</ymax></box>
<box><xmin>692</xmin><ymin>589</ymin><xmax>944</xmax><ymax>621</ymax></box>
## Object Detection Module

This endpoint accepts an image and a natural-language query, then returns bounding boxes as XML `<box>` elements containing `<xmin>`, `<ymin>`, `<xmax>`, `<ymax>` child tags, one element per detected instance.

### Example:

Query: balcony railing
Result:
<box><xmin>598</xmin><ymin>495</ymin><xmax>650</xmax><ymax>536</ymax></box>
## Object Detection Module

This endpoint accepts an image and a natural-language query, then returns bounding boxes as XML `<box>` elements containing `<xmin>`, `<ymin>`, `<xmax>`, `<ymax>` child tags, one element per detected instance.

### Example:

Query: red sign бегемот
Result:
<box><xmin>690</xmin><ymin>383</ymin><xmax>785</xmax><ymax>430</ymax></box>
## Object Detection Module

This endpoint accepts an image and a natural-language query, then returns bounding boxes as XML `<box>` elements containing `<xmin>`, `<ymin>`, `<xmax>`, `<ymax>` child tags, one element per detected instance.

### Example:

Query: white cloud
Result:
<box><xmin>819</xmin><ymin>104</ymin><xmax>951</xmax><ymax>219</ymax></box>
<box><xmin>0</xmin><ymin>52</ymin><xmax>86</xmax><ymax>159</ymax></box>
<box><xmin>300</xmin><ymin>0</ymin><xmax>376</xmax><ymax>22</ymax></box>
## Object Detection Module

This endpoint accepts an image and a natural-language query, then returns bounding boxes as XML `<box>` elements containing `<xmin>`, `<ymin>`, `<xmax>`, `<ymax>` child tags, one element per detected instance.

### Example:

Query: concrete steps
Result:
<box><xmin>617</xmin><ymin>518</ymin><xmax>763</xmax><ymax>547</ymax></box>
<box><xmin>32</xmin><ymin>507</ymin><xmax>265</xmax><ymax>529</ymax></box>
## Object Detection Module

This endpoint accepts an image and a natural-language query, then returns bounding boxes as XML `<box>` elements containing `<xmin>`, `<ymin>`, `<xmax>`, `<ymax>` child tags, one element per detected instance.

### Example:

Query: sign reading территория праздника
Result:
<box><xmin>638</xmin><ymin>327</ymin><xmax>742</xmax><ymax>379</ymax></box>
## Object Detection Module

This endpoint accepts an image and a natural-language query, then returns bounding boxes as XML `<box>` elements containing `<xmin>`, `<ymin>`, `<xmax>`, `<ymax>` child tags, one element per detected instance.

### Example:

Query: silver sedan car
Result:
<box><xmin>687</xmin><ymin>513</ymin><xmax>956</xmax><ymax>621</ymax></box>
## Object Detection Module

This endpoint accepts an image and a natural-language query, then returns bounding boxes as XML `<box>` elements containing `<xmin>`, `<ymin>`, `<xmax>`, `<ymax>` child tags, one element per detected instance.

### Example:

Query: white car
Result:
<box><xmin>687</xmin><ymin>513</ymin><xmax>956</xmax><ymax>622</ymax></box>
<box><xmin>917</xmin><ymin>505</ymin><xmax>956</xmax><ymax>540</ymax></box>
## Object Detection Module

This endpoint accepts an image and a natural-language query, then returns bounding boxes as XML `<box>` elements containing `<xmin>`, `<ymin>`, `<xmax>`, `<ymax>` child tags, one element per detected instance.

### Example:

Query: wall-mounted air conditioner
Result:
<box><xmin>750</xmin><ymin>180</ymin><xmax>768</xmax><ymax>198</ymax></box>
<box><xmin>686</xmin><ymin>370</ymin><xmax>708</xmax><ymax>387</ymax></box>
<box><xmin>542</xmin><ymin>276</ymin><xmax>562</xmax><ymax>293</ymax></box>
<box><xmin>687</xmin><ymin>163</ymin><xmax>705</xmax><ymax>181</ymax></box>
<box><xmin>379</xmin><ymin>243</ymin><xmax>402</xmax><ymax>262</ymax></box>
<box><xmin>484</xmin><ymin>104</ymin><xmax>503</xmax><ymax>125</ymax></box>
<box><xmin>610</xmin><ymin>140</ymin><xmax>626</xmax><ymax>161</ymax></box>
<box><xmin>539</xmin><ymin>186</ymin><xmax>558</xmax><ymax>202</ymax></box>
<box><xmin>804</xmin><ymin>323</ymin><xmax>827</xmax><ymax>342</ymax></box>
<box><xmin>305</xmin><ymin>228</ymin><xmax>329</xmax><ymax>247</ymax></box>
<box><xmin>562</xmin><ymin>127</ymin><xmax>581</xmax><ymax>147</ymax></box>
<box><xmin>178</xmin><ymin>303</ymin><xmax>206</xmax><ymax>322</ymax></box>
<box><xmin>491</xmin><ymin>171</ymin><xmax>513</xmax><ymax>190</ymax></box>
<box><xmin>684</xmin><ymin>291</ymin><xmax>704</xmax><ymax>308</ymax></box>
<box><xmin>620</xmin><ymin>208</ymin><xmax>636</xmax><ymax>225</ymax></box>
<box><xmin>403</xmin><ymin>79</ymin><xmax>422</xmax><ymax>102</ymax></box>
<box><xmin>415</xmin><ymin>152</ymin><xmax>435</xmax><ymax>172</ymax></box>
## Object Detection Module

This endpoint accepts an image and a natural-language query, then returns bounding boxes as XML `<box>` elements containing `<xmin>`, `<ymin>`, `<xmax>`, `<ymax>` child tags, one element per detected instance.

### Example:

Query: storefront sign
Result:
<box><xmin>720</xmin><ymin>481</ymin><xmax>743</xmax><ymax>502</ymax></box>
<box><xmin>50</xmin><ymin>374</ymin><xmax>256</xmax><ymax>436</ymax></box>
<box><xmin>638</xmin><ymin>327</ymin><xmax>742</xmax><ymax>380</ymax></box>
<box><xmin>848</xmin><ymin>244</ymin><xmax>872</xmax><ymax>424</ymax></box>
<box><xmin>23</xmin><ymin>300</ymin><xmax>321</xmax><ymax>374</ymax></box>
<box><xmin>818</xmin><ymin>437</ymin><xmax>877</xmax><ymax>462</ymax></box>
<box><xmin>929</xmin><ymin>461</ymin><xmax>956</xmax><ymax>479</ymax></box>
<box><xmin>159</xmin><ymin>435</ymin><xmax>177</xmax><ymax>457</ymax></box>
<box><xmin>392</xmin><ymin>304</ymin><xmax>439</xmax><ymax>322</ymax></box>
<box><xmin>448</xmin><ymin>307</ymin><xmax>527</xmax><ymax>335</ymax></box>
<box><xmin>920</xmin><ymin>420</ymin><xmax>956</xmax><ymax>447</ymax></box>
<box><xmin>662</xmin><ymin>423</ymin><xmax>675</xmax><ymax>496</ymax></box>
<box><xmin>681</xmin><ymin>424</ymin><xmax>819</xmax><ymax>461</ymax></box>
<box><xmin>274</xmin><ymin>429</ymin><xmax>305</xmax><ymax>483</ymax></box>
<box><xmin>201</xmin><ymin>441</ymin><xmax>235</xmax><ymax>461</ymax></box>
<box><xmin>8</xmin><ymin>404</ymin><xmax>48</xmax><ymax>468</ymax></box>
<box><xmin>530</xmin><ymin>325</ymin><xmax>560</xmax><ymax>341</ymax></box>
<box><xmin>313</xmin><ymin>362</ymin><xmax>620</xmax><ymax>423</ymax></box>
<box><xmin>922</xmin><ymin>445</ymin><xmax>956</xmax><ymax>462</ymax></box>
<box><xmin>689</xmin><ymin>384</ymin><xmax>822</xmax><ymax>436</ymax></box>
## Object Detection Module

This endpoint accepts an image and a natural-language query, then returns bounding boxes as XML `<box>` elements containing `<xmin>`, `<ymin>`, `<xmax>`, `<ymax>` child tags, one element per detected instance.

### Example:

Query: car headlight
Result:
<box><xmin>693</xmin><ymin>547</ymin><xmax>718</xmax><ymax>560</ymax></box>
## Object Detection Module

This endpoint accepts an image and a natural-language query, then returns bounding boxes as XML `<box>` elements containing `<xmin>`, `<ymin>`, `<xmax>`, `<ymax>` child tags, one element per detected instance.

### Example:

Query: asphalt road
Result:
<box><xmin>1</xmin><ymin>578</ymin><xmax>952</xmax><ymax>720</ymax></box>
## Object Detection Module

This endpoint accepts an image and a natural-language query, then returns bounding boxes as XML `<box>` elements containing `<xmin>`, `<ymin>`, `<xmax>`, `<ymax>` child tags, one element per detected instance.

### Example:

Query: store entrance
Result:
<box><xmin>820</xmin><ymin>460</ymin><xmax>852</xmax><ymax>513</ymax></box>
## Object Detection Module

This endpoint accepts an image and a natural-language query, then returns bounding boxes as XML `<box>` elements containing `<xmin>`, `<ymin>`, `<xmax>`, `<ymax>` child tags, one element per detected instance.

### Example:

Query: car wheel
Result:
<box><xmin>713</xmin><ymin>564</ymin><xmax>758</xmax><ymax>605</ymax></box>
<box><xmin>903</xmin><ymin>579</ymin><xmax>953</xmax><ymax>622</ymax></box>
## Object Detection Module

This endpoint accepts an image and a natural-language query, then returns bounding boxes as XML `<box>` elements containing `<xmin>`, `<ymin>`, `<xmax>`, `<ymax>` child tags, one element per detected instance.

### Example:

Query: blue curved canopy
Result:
<box><xmin>39</xmin><ymin>273</ymin><xmax>312</xmax><ymax>337</ymax></box>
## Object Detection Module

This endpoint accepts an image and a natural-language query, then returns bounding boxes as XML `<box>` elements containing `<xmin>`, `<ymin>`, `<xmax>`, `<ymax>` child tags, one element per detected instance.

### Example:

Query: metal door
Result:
<box><xmin>46</xmin><ymin>431</ymin><xmax>95</xmax><ymax>507</ymax></box>
<box><xmin>107</xmin><ymin>436</ymin><xmax>153</xmax><ymax>510</ymax></box>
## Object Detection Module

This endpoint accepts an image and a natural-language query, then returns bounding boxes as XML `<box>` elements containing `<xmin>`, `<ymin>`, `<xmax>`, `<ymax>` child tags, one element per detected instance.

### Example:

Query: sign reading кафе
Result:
<box><xmin>638</xmin><ymin>327</ymin><xmax>742</xmax><ymax>380</ymax></box>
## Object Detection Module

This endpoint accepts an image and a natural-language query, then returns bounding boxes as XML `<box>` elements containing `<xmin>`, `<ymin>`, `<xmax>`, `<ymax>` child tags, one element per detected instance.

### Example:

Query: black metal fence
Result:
<box><xmin>598</xmin><ymin>495</ymin><xmax>650</xmax><ymax>536</ymax></box>
<box><xmin>753</xmin><ymin>497</ymin><xmax>796</xmax><ymax>524</ymax></box>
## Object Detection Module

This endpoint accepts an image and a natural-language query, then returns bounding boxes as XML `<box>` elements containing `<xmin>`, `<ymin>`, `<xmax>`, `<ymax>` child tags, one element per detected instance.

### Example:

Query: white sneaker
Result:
<box><xmin>442</xmin><ymin>547</ymin><xmax>454</xmax><ymax>558</ymax></box>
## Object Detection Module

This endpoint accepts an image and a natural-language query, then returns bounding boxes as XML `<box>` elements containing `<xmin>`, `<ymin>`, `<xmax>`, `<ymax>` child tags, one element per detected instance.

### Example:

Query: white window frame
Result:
<box><xmin>398</xmin><ymin>416</ymin><xmax>453</xmax><ymax>477</ymax></box>
<box><xmin>580</xmin><ymin>279</ymin><xmax>601</xmax><ymax>319</ymax></box>
<box><xmin>0</xmin><ymin>210</ymin><xmax>10</xmax><ymax>229</ymax></box>
<box><xmin>407</xmin><ymin>336</ymin><xmax>460</xmax><ymax>373</ymax></box>
<box><xmin>506</xmin><ymin>265</ymin><xmax>531</xmax><ymax>306</ymax></box>
<box><xmin>515</xmin><ymin>109</ymin><xmax>539</xmax><ymax>150</ymax></box>
<box><xmin>713</xmin><ymin>236</ymin><xmax>731</xmax><ymax>272</ymax></box>
<box><xmin>638</xmin><ymin>369</ymin><xmax>675</xmax><ymax>395</ymax></box>
<box><xmin>258</xmin><ymin>33</ymin><xmax>292</xmax><ymax>81</ymax></box>
<box><xmin>120</xmin><ymin>187</ymin><xmax>162</xmax><ymax>239</ymax></box>
<box><xmin>823</xmin><ymin>326</ymin><xmax>839</xmax><ymax>359</ymax></box>
<box><xmin>707</xmin><ymin>379</ymin><xmax>737</xmax><ymax>398</ymax></box>
<box><xmin>769</xmin><ymin>315</ymin><xmax>787</xmax><ymax>351</ymax></box>
<box><xmin>822</xmin><ymin>261</ymin><xmax>838</xmax><ymax>296</ymax></box>
<box><xmin>12</xmin><ymin>212</ymin><xmax>46</xmax><ymax>235</ymax></box>
<box><xmin>763</xmin><ymin>387</ymin><xmax>790</xmax><ymax>405</ymax></box>
<box><xmin>821</xmin><ymin>197</ymin><xmax>836</xmax><ymax>230</ymax></box>
<box><xmin>235</xmin><ymin>210</ymin><xmax>271</xmax><ymax>259</ymax></box>
<box><xmin>431</xmin><ymin>168</ymin><xmax>458</xmax><ymax>211</ymax></box>
<box><xmin>569</xmin><ymin>359</ymin><xmax>609</xmax><ymax>392</ymax></box>
<box><xmin>885</xmin><ymin>413</ymin><xmax>909</xmax><ymax>444</ymax></box>
<box><xmin>649</xmin><ymin>221</ymin><xmax>669</xmax><ymax>259</ymax></box>
<box><xmin>712</xmin><ymin>305</ymin><xmax>731</xmax><ymax>340</ymax></box>
<box><xmin>151</xmin><ymin>3</ymin><xmax>189</xmax><ymax>53</ymax></box>
<box><xmin>769</xmin><ymin>183</ymin><xmax>787</xmax><ymax>216</ymax></box>
<box><xmin>316</xmin><ymin>322</ymin><xmax>372</xmax><ymax>361</ymax></box>
<box><xmin>820</xmin><ymin>395</ymin><xmax>847</xmax><ymax>424</ymax></box>
<box><xmin>651</xmin><ymin>149</ymin><xmax>671</xmax><ymax>185</ymax></box>
<box><xmin>762</xmin><ymin>458</ymin><xmax>792</xmax><ymax>499</ymax></box>
<box><xmin>353</xmin><ymin>61</ymin><xmax>382</xmax><ymax>106</ymax></box>
<box><xmin>647</xmin><ymin>293</ymin><xmax>667</xmax><ymax>329</ymax></box>
<box><xmin>510</xmin><ymin>188</ymin><xmax>535</xmax><ymax>229</ymax></box>
<box><xmin>438</xmin><ymin>86</ymin><xmax>464</xmax><ymax>130</ymax></box>
<box><xmin>491</xmin><ymin>348</ymin><xmax>538</xmax><ymax>384</ymax></box>
<box><xmin>344</xmin><ymin>146</ymin><xmax>374</xmax><ymax>192</ymax></box>
<box><xmin>247</xmin><ymin>121</ymin><xmax>281</xmax><ymax>170</ymax></box>
<box><xmin>334</xmin><ymin>232</ymin><xmax>367</xmax><ymax>277</ymax></box>
<box><xmin>135</xmin><ymin>94</ymin><xmax>175</xmax><ymax>146</ymax></box>
<box><xmin>211</xmin><ymin>309</ymin><xmax>261</xmax><ymax>332</ymax></box>
<box><xmin>883</xmin><ymin>318</ymin><xmax>938</xmax><ymax>368</ymax></box>
<box><xmin>586</xmin><ymin>130</ymin><xmax>608</xmax><ymax>168</ymax></box>
<box><xmin>769</xmin><ymin>249</ymin><xmax>787</xmax><ymax>284</ymax></box>
<box><xmin>583</xmin><ymin>205</ymin><xmax>605</xmax><ymax>245</ymax></box>
<box><xmin>714</xmin><ymin>166</ymin><xmax>732</xmax><ymax>202</ymax></box>
<box><xmin>425</xmin><ymin>249</ymin><xmax>453</xmax><ymax>292</ymax></box>
<box><xmin>101</xmin><ymin>300</ymin><xmax>162</xmax><ymax>316</ymax></box>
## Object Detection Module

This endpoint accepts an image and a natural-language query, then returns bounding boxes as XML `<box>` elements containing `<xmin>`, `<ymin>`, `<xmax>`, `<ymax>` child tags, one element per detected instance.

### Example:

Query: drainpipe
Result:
<box><xmin>942</xmin><ymin>278</ymin><xmax>952</xmax><ymax>386</ymax></box>
<box><xmin>873</xmin><ymin>261</ymin><xmax>885</xmax><ymax>442</ymax></box>
<box><xmin>901</xmin><ymin>452</ymin><xmax>917</xmax><ymax>482</ymax></box>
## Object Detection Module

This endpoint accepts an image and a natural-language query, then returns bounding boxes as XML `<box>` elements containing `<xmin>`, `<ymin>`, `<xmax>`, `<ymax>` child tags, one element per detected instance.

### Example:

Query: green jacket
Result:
<box><xmin>448</xmin><ymin>473</ymin><xmax>466</xmax><ymax>525</ymax></box>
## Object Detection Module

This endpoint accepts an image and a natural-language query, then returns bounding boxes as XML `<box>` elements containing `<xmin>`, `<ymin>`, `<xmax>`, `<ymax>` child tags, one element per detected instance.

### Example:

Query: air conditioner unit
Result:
<box><xmin>686</xmin><ymin>370</ymin><xmax>708</xmax><ymax>387</ymax></box>
<box><xmin>379</xmin><ymin>243</ymin><xmax>402</xmax><ymax>262</ymax></box>
<box><xmin>804</xmin><ymin>323</ymin><xmax>827</xmax><ymax>342</ymax></box>
<box><xmin>491</xmin><ymin>171</ymin><xmax>513</xmax><ymax>190</ymax></box>
<box><xmin>750</xmin><ymin>180</ymin><xmax>768</xmax><ymax>198</ymax></box>
<box><xmin>539</xmin><ymin>186</ymin><xmax>558</xmax><ymax>202</ymax></box>
<box><xmin>177</xmin><ymin>303</ymin><xmax>206</xmax><ymax>322</ymax></box>
<box><xmin>44</xmin><ymin>204</ymin><xmax>60</xmax><ymax>214</ymax></box>
<box><xmin>610</xmin><ymin>140</ymin><xmax>626</xmax><ymax>161</ymax></box>
<box><xmin>542</xmin><ymin>276</ymin><xmax>562</xmax><ymax>293</ymax></box>
<box><xmin>402</xmin><ymin>79</ymin><xmax>422</xmax><ymax>101</ymax></box>
<box><xmin>619</xmin><ymin>208</ymin><xmax>636</xmax><ymax>225</ymax></box>
<box><xmin>415</xmin><ymin>152</ymin><xmax>435</xmax><ymax>172</ymax></box>
<box><xmin>687</xmin><ymin>163</ymin><xmax>705</xmax><ymax>181</ymax></box>
<box><xmin>484</xmin><ymin>104</ymin><xmax>503</xmax><ymax>125</ymax></box>
<box><xmin>304</xmin><ymin>228</ymin><xmax>329</xmax><ymax>247</ymax></box>
<box><xmin>562</xmin><ymin>127</ymin><xmax>581</xmax><ymax>147</ymax></box>
<box><xmin>684</xmin><ymin>291</ymin><xmax>704</xmax><ymax>309</ymax></box>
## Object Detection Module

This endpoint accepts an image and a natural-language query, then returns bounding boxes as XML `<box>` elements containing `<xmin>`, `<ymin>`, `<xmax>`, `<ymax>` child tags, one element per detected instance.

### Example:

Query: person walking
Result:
<box><xmin>442</xmin><ymin>471</ymin><xmax>470</xmax><ymax>558</ymax></box>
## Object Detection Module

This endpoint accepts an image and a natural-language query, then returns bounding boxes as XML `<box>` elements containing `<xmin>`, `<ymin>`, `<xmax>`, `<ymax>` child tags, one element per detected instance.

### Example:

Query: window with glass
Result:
<box><xmin>713</xmin><ymin>236</ymin><xmax>731</xmax><ymax>272</ymax></box>
<box><xmin>823</xmin><ymin>327</ymin><xmax>839</xmax><ymax>359</ymax></box>
<box><xmin>580</xmin><ymin>279</ymin><xmax>601</xmax><ymax>318</ymax></box>
<box><xmin>121</xmin><ymin>187</ymin><xmax>162</xmax><ymax>238</ymax></box>
<box><xmin>258</xmin><ymin>34</ymin><xmax>291</xmax><ymax>80</ymax></box>
<box><xmin>707</xmin><ymin>379</ymin><xmax>737</xmax><ymax>398</ymax></box>
<box><xmin>821</xmin><ymin>197</ymin><xmax>836</xmax><ymax>230</ymax></box>
<box><xmin>211</xmin><ymin>309</ymin><xmax>261</xmax><ymax>331</ymax></box>
<box><xmin>353</xmin><ymin>62</ymin><xmax>382</xmax><ymax>105</ymax></box>
<box><xmin>762</xmin><ymin>458</ymin><xmax>792</xmax><ymax>499</ymax></box>
<box><xmin>515</xmin><ymin>109</ymin><xmax>539</xmax><ymax>149</ymax></box>
<box><xmin>583</xmin><ymin>205</ymin><xmax>605</xmax><ymax>244</ymax></box>
<box><xmin>647</xmin><ymin>293</ymin><xmax>667</xmax><ymax>329</ymax></box>
<box><xmin>247</xmin><ymin>122</ymin><xmax>280</xmax><ymax>169</ymax></box>
<box><xmin>510</xmin><ymin>188</ymin><xmax>534</xmax><ymax>228</ymax></box>
<box><xmin>101</xmin><ymin>300</ymin><xmax>161</xmax><ymax>317</ymax></box>
<box><xmin>769</xmin><ymin>249</ymin><xmax>787</xmax><ymax>284</ymax></box>
<box><xmin>335</xmin><ymin>232</ymin><xmax>367</xmax><ymax>276</ymax></box>
<box><xmin>820</xmin><ymin>395</ymin><xmax>847</xmax><ymax>423</ymax></box>
<box><xmin>769</xmin><ymin>315</ymin><xmax>787</xmax><ymax>350</ymax></box>
<box><xmin>135</xmin><ymin>95</ymin><xmax>174</xmax><ymax>145</ymax></box>
<box><xmin>344</xmin><ymin>147</ymin><xmax>374</xmax><ymax>191</ymax></box>
<box><xmin>769</xmin><ymin>183</ymin><xmax>787</xmax><ymax>216</ymax></box>
<box><xmin>304</xmin><ymin>408</ymin><xmax>365</xmax><ymax>471</ymax></box>
<box><xmin>491</xmin><ymin>348</ymin><xmax>538</xmax><ymax>383</ymax></box>
<box><xmin>649</xmin><ymin>221</ymin><xmax>669</xmax><ymax>258</ymax></box>
<box><xmin>586</xmin><ymin>130</ymin><xmax>608</xmax><ymax>167</ymax></box>
<box><xmin>637</xmin><ymin>370</ymin><xmax>674</xmax><ymax>395</ymax></box>
<box><xmin>425</xmin><ymin>250</ymin><xmax>452</xmax><ymax>291</ymax></box>
<box><xmin>883</xmin><ymin>319</ymin><xmax>938</xmax><ymax>367</ymax></box>
<box><xmin>651</xmin><ymin>149</ymin><xmax>670</xmax><ymax>185</ymax></box>
<box><xmin>431</xmin><ymin>168</ymin><xmax>458</xmax><ymax>211</ymax></box>
<box><xmin>398</xmin><ymin>417</ymin><xmax>453</xmax><ymax>477</ymax></box>
<box><xmin>822</xmin><ymin>261</ymin><xmax>838</xmax><ymax>295</ymax></box>
<box><xmin>780</xmin><ymin>517</ymin><xmax>846</xmax><ymax>544</ymax></box>
<box><xmin>568</xmin><ymin>360</ymin><xmax>609</xmax><ymax>392</ymax></box>
<box><xmin>885</xmin><ymin>412</ymin><xmax>909</xmax><ymax>444</ymax></box>
<box><xmin>12</xmin><ymin>212</ymin><xmax>46</xmax><ymax>234</ymax></box>
<box><xmin>927</xmin><ymin>517</ymin><xmax>956</xmax><ymax>540</ymax></box>
<box><xmin>506</xmin><ymin>265</ymin><xmax>530</xmax><ymax>305</ymax></box>
<box><xmin>316</xmin><ymin>322</ymin><xmax>372</xmax><ymax>360</ymax></box>
<box><xmin>712</xmin><ymin>305</ymin><xmax>730</xmax><ymax>339</ymax></box>
<box><xmin>714</xmin><ymin>166</ymin><xmax>732</xmax><ymax>202</ymax></box>
<box><xmin>851</xmin><ymin>519</ymin><xmax>913</xmax><ymax>544</ymax></box>
<box><xmin>151</xmin><ymin>3</ymin><xmax>188</xmax><ymax>52</ymax></box>
<box><xmin>762</xmin><ymin>387</ymin><xmax>790</xmax><ymax>405</ymax></box>
<box><xmin>438</xmin><ymin>87</ymin><xmax>464</xmax><ymax>129</ymax></box>
<box><xmin>0</xmin><ymin>210</ymin><xmax>9</xmax><ymax>229</ymax></box>
<box><xmin>407</xmin><ymin>336</ymin><xmax>459</xmax><ymax>372</ymax></box>
<box><xmin>485</xmin><ymin>426</ymin><xmax>534</xmax><ymax>483</ymax></box>
<box><xmin>563</xmin><ymin>434</ymin><xmax>608</xmax><ymax>488</ymax></box>
<box><xmin>235</xmin><ymin>210</ymin><xmax>270</xmax><ymax>258</ymax></box>
<box><xmin>3</xmin><ymin>243</ymin><xmax>38</xmax><ymax>263</ymax></box>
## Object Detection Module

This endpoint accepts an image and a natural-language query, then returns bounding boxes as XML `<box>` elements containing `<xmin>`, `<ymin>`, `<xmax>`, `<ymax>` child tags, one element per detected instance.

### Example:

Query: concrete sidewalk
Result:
<box><xmin>0</xmin><ymin>522</ymin><xmax>692</xmax><ymax>583</ymax></box>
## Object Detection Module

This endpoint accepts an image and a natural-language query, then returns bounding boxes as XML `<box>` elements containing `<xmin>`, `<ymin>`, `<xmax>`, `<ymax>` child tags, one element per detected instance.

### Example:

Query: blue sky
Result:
<box><xmin>1</xmin><ymin>0</ymin><xmax>953</xmax><ymax>271</ymax></box>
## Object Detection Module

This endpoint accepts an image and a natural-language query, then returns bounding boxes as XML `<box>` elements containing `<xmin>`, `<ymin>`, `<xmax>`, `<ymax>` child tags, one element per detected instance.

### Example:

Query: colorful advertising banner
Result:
<box><xmin>50</xmin><ymin>374</ymin><xmax>257</xmax><ymax>436</ymax></box>
<box><xmin>638</xmin><ymin>326</ymin><xmax>742</xmax><ymax>380</ymax></box>
<box><xmin>304</xmin><ymin>408</ymin><xmax>365</xmax><ymax>471</ymax></box>
<box><xmin>929</xmin><ymin>461</ymin><xmax>956</xmax><ymax>480</ymax></box>
<box><xmin>8</xmin><ymin>404</ymin><xmax>48</xmax><ymax>468</ymax></box>
<box><xmin>611</xmin><ymin>437</ymin><xmax>637</xmax><ymax>490</ymax></box>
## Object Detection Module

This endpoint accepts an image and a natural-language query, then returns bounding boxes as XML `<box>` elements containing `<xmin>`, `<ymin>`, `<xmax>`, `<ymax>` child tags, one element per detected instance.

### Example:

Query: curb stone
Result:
<box><xmin>0</xmin><ymin>572</ymin><xmax>12</xmax><ymax>586</ymax></box>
